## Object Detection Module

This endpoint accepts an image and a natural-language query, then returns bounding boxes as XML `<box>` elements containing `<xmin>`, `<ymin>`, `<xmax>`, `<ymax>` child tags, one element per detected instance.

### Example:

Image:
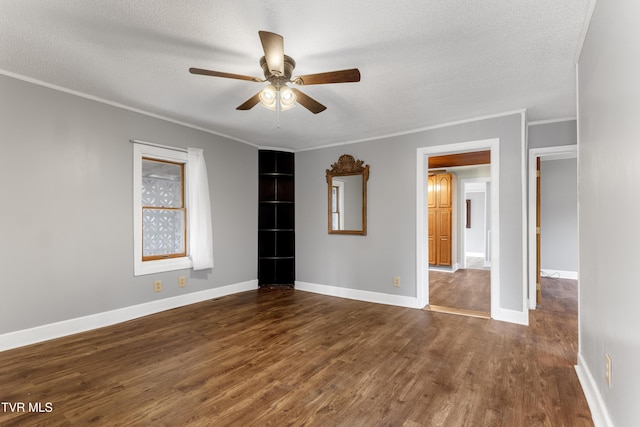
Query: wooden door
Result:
<box><xmin>428</xmin><ymin>210</ymin><xmax>436</xmax><ymax>265</ymax></box>
<box><xmin>428</xmin><ymin>173</ymin><xmax>453</xmax><ymax>266</ymax></box>
<box><xmin>427</xmin><ymin>175</ymin><xmax>436</xmax><ymax>208</ymax></box>
<box><xmin>428</xmin><ymin>175</ymin><xmax>436</xmax><ymax>265</ymax></box>
<box><xmin>437</xmin><ymin>209</ymin><xmax>452</xmax><ymax>265</ymax></box>
<box><xmin>436</xmin><ymin>174</ymin><xmax>452</xmax><ymax>208</ymax></box>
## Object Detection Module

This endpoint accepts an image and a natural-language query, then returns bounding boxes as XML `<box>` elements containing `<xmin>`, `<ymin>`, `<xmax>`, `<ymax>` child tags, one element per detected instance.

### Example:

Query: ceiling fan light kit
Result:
<box><xmin>189</xmin><ymin>31</ymin><xmax>361</xmax><ymax>114</ymax></box>
<box><xmin>258</xmin><ymin>84</ymin><xmax>296</xmax><ymax>112</ymax></box>
<box><xmin>258</xmin><ymin>84</ymin><xmax>277</xmax><ymax>110</ymax></box>
<box><xmin>278</xmin><ymin>86</ymin><xmax>297</xmax><ymax>111</ymax></box>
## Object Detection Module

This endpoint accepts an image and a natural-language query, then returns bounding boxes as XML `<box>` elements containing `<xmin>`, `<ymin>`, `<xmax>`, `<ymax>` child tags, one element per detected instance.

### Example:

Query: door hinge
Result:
<box><xmin>536</xmin><ymin>227</ymin><xmax>541</xmax><ymax>234</ymax></box>
<box><xmin>536</xmin><ymin>170</ymin><xmax>540</xmax><ymax>178</ymax></box>
<box><xmin>537</xmin><ymin>282</ymin><xmax>541</xmax><ymax>290</ymax></box>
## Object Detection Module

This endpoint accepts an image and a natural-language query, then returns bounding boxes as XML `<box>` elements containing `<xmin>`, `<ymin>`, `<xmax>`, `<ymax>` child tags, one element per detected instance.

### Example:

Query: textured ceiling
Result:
<box><xmin>0</xmin><ymin>1</ymin><xmax>590</xmax><ymax>151</ymax></box>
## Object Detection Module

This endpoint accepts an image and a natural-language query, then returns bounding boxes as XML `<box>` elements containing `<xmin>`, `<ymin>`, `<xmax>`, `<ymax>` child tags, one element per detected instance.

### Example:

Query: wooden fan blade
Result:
<box><xmin>189</xmin><ymin>67</ymin><xmax>262</xmax><ymax>82</ymax></box>
<box><xmin>258</xmin><ymin>31</ymin><xmax>285</xmax><ymax>76</ymax></box>
<box><xmin>236</xmin><ymin>92</ymin><xmax>262</xmax><ymax>110</ymax></box>
<box><xmin>294</xmin><ymin>68</ymin><xmax>361</xmax><ymax>85</ymax></box>
<box><xmin>291</xmin><ymin>88</ymin><xmax>326</xmax><ymax>114</ymax></box>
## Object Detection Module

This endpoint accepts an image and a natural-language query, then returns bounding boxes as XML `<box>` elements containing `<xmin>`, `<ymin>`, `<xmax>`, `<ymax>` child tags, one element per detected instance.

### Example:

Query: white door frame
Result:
<box><xmin>527</xmin><ymin>144</ymin><xmax>578</xmax><ymax>309</ymax></box>
<box><xmin>416</xmin><ymin>138</ymin><xmax>500</xmax><ymax>318</ymax></box>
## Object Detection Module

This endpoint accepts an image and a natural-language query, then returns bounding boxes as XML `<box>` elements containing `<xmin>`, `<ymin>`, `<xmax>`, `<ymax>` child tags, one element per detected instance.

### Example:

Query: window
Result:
<box><xmin>133</xmin><ymin>143</ymin><xmax>191</xmax><ymax>275</ymax></box>
<box><xmin>142</xmin><ymin>158</ymin><xmax>186</xmax><ymax>260</ymax></box>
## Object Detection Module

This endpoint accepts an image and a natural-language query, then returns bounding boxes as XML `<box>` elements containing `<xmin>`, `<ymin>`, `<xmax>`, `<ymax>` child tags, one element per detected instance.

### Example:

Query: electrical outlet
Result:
<box><xmin>153</xmin><ymin>280</ymin><xmax>162</xmax><ymax>292</ymax></box>
<box><xmin>393</xmin><ymin>276</ymin><xmax>401</xmax><ymax>287</ymax></box>
<box><xmin>178</xmin><ymin>276</ymin><xmax>186</xmax><ymax>288</ymax></box>
<box><xmin>605</xmin><ymin>353</ymin><xmax>612</xmax><ymax>387</ymax></box>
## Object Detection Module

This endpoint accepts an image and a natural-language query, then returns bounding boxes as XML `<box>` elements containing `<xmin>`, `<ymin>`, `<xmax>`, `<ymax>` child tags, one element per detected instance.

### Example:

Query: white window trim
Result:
<box><xmin>332</xmin><ymin>179</ymin><xmax>345</xmax><ymax>230</ymax></box>
<box><xmin>133</xmin><ymin>142</ymin><xmax>192</xmax><ymax>276</ymax></box>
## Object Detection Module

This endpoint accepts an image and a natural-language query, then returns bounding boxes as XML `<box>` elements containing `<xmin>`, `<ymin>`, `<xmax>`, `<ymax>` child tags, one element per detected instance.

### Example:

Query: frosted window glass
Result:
<box><xmin>142</xmin><ymin>177</ymin><xmax>182</xmax><ymax>207</ymax></box>
<box><xmin>142</xmin><ymin>159</ymin><xmax>182</xmax><ymax>207</ymax></box>
<box><xmin>143</xmin><ymin>209</ymin><xmax>185</xmax><ymax>257</ymax></box>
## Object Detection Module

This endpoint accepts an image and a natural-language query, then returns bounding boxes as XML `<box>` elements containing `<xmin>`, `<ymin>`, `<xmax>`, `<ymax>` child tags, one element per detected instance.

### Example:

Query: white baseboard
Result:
<box><xmin>296</xmin><ymin>281</ymin><xmax>532</xmax><ymax>326</ymax></box>
<box><xmin>295</xmin><ymin>281</ymin><xmax>422</xmax><ymax>309</ymax></box>
<box><xmin>428</xmin><ymin>266</ymin><xmax>456</xmax><ymax>273</ymax></box>
<box><xmin>0</xmin><ymin>280</ymin><xmax>258</xmax><ymax>352</ymax></box>
<box><xmin>465</xmin><ymin>252</ymin><xmax>485</xmax><ymax>257</ymax></box>
<box><xmin>575</xmin><ymin>352</ymin><xmax>614</xmax><ymax>427</ymax></box>
<box><xmin>541</xmin><ymin>269</ymin><xmax>578</xmax><ymax>280</ymax></box>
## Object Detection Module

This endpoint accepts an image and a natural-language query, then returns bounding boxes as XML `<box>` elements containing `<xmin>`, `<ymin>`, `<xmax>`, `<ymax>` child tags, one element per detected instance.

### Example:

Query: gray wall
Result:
<box><xmin>528</xmin><ymin>120</ymin><xmax>577</xmax><ymax>148</ymax></box>
<box><xmin>540</xmin><ymin>158</ymin><xmax>577</xmax><ymax>273</ymax></box>
<box><xmin>0</xmin><ymin>75</ymin><xmax>258</xmax><ymax>335</ymax></box>
<box><xmin>296</xmin><ymin>113</ymin><xmax>525</xmax><ymax>312</ymax></box>
<box><xmin>578</xmin><ymin>0</ymin><xmax>640</xmax><ymax>424</ymax></box>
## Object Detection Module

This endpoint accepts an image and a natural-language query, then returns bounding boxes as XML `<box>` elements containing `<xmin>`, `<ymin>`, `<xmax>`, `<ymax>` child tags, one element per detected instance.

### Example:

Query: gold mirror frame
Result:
<box><xmin>326</xmin><ymin>154</ymin><xmax>370</xmax><ymax>235</ymax></box>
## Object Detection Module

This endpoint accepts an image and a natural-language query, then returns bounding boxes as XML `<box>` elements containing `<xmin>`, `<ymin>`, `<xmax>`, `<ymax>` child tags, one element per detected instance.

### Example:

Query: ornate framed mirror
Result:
<box><xmin>326</xmin><ymin>154</ymin><xmax>369</xmax><ymax>235</ymax></box>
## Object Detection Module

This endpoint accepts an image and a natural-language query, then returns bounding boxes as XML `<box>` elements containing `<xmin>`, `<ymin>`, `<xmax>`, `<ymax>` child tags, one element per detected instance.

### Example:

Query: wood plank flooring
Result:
<box><xmin>429</xmin><ymin>268</ymin><xmax>491</xmax><ymax>314</ymax></box>
<box><xmin>0</xmin><ymin>279</ymin><xmax>591</xmax><ymax>426</ymax></box>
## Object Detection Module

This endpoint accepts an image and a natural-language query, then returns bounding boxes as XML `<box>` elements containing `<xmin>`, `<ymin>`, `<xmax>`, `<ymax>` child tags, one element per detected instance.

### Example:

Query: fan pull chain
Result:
<box><xmin>276</xmin><ymin>91</ymin><xmax>281</xmax><ymax>129</ymax></box>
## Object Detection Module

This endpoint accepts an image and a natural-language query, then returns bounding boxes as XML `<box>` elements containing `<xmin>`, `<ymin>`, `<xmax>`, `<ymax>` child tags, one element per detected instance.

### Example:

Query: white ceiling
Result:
<box><xmin>0</xmin><ymin>1</ymin><xmax>590</xmax><ymax>151</ymax></box>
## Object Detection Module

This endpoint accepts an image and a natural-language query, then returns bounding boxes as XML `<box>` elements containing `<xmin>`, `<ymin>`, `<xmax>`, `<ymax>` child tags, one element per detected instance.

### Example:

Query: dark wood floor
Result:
<box><xmin>0</xmin><ymin>279</ymin><xmax>591</xmax><ymax>426</ymax></box>
<box><xmin>429</xmin><ymin>268</ymin><xmax>491</xmax><ymax>314</ymax></box>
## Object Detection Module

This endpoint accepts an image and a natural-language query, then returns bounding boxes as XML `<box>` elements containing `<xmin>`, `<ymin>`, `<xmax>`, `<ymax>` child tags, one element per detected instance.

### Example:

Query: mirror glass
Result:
<box><xmin>326</xmin><ymin>155</ymin><xmax>369</xmax><ymax>235</ymax></box>
<box><xmin>330</xmin><ymin>174</ymin><xmax>363</xmax><ymax>231</ymax></box>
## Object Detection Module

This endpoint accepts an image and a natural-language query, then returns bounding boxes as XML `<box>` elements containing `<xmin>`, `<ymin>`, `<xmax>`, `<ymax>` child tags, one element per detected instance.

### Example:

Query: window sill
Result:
<box><xmin>134</xmin><ymin>256</ymin><xmax>192</xmax><ymax>276</ymax></box>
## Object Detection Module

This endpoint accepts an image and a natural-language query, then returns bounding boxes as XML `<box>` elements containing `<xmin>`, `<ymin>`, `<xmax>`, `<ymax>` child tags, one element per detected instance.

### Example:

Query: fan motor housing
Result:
<box><xmin>260</xmin><ymin>55</ymin><xmax>296</xmax><ymax>87</ymax></box>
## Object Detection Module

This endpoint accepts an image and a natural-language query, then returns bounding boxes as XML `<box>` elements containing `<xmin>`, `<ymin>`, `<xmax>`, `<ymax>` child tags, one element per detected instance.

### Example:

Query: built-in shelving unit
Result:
<box><xmin>258</xmin><ymin>150</ymin><xmax>295</xmax><ymax>287</ymax></box>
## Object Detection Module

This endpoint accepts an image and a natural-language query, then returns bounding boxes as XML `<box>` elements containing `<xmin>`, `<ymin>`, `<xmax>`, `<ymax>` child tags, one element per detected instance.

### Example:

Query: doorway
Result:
<box><xmin>427</xmin><ymin>165</ymin><xmax>491</xmax><ymax>316</ymax></box>
<box><xmin>527</xmin><ymin>145</ymin><xmax>577</xmax><ymax>309</ymax></box>
<box><xmin>461</xmin><ymin>177</ymin><xmax>491</xmax><ymax>271</ymax></box>
<box><xmin>416</xmin><ymin>139</ymin><xmax>500</xmax><ymax>319</ymax></box>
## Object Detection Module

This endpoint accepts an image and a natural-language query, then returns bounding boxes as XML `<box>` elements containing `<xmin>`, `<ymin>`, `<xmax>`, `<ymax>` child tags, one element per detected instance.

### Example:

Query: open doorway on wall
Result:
<box><xmin>460</xmin><ymin>177</ymin><xmax>491</xmax><ymax>271</ymax></box>
<box><xmin>423</xmin><ymin>149</ymin><xmax>493</xmax><ymax>319</ymax></box>
<box><xmin>528</xmin><ymin>145</ymin><xmax>578</xmax><ymax>309</ymax></box>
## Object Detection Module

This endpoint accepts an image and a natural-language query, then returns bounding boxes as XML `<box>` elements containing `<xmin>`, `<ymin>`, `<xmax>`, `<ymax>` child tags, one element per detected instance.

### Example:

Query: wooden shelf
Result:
<box><xmin>258</xmin><ymin>150</ymin><xmax>295</xmax><ymax>287</ymax></box>
<box><xmin>260</xmin><ymin>172</ymin><xmax>294</xmax><ymax>177</ymax></box>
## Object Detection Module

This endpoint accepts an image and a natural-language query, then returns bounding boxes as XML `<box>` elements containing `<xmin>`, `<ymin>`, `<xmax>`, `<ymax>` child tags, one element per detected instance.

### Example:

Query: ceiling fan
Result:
<box><xmin>189</xmin><ymin>31</ymin><xmax>361</xmax><ymax>114</ymax></box>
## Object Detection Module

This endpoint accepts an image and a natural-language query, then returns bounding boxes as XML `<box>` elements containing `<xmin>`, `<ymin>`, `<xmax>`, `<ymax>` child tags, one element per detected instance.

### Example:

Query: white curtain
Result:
<box><xmin>187</xmin><ymin>148</ymin><xmax>214</xmax><ymax>270</ymax></box>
